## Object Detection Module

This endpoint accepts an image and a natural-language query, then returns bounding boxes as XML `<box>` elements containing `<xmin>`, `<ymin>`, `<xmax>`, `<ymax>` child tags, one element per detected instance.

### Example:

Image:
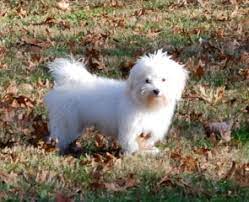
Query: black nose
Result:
<box><xmin>153</xmin><ymin>89</ymin><xmax>160</xmax><ymax>95</ymax></box>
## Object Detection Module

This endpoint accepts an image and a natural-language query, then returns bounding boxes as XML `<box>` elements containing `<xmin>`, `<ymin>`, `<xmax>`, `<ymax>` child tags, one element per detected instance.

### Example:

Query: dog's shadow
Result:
<box><xmin>40</xmin><ymin>128</ymin><xmax>122</xmax><ymax>158</ymax></box>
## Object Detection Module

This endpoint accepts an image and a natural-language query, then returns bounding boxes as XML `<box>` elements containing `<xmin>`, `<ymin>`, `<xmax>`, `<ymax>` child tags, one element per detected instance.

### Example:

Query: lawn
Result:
<box><xmin>0</xmin><ymin>0</ymin><xmax>248</xmax><ymax>201</ymax></box>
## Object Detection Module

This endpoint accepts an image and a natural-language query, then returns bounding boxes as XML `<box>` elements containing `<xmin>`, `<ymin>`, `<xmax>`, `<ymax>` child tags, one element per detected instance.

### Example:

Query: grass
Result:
<box><xmin>233</xmin><ymin>126</ymin><xmax>249</xmax><ymax>143</ymax></box>
<box><xmin>0</xmin><ymin>0</ymin><xmax>248</xmax><ymax>201</ymax></box>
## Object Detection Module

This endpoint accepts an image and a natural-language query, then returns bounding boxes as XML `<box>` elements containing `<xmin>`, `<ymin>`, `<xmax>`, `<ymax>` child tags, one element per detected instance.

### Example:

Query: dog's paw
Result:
<box><xmin>144</xmin><ymin>147</ymin><xmax>160</xmax><ymax>154</ymax></box>
<box><xmin>135</xmin><ymin>146</ymin><xmax>161</xmax><ymax>156</ymax></box>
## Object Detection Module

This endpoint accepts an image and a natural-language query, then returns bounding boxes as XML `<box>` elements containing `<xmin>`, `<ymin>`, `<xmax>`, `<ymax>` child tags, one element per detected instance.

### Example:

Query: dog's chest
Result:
<box><xmin>138</xmin><ymin>112</ymin><xmax>161</xmax><ymax>134</ymax></box>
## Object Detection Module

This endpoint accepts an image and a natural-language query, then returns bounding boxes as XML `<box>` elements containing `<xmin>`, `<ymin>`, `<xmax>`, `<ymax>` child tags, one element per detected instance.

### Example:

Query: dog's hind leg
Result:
<box><xmin>48</xmin><ymin>112</ymin><xmax>83</xmax><ymax>154</ymax></box>
<box><xmin>51</xmin><ymin>128</ymin><xmax>83</xmax><ymax>155</ymax></box>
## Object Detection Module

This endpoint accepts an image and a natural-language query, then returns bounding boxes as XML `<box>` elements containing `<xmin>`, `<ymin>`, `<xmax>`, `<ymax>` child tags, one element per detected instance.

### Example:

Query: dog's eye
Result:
<box><xmin>162</xmin><ymin>78</ymin><xmax>166</xmax><ymax>82</ymax></box>
<box><xmin>145</xmin><ymin>78</ymin><xmax>151</xmax><ymax>84</ymax></box>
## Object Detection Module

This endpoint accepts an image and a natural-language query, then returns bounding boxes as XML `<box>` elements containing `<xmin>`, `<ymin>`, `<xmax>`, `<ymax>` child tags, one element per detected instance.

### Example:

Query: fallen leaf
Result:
<box><xmin>197</xmin><ymin>85</ymin><xmax>225</xmax><ymax>105</ymax></box>
<box><xmin>55</xmin><ymin>192</ymin><xmax>72</xmax><ymax>202</ymax></box>
<box><xmin>204</xmin><ymin>121</ymin><xmax>233</xmax><ymax>142</ymax></box>
<box><xmin>56</xmin><ymin>1</ymin><xmax>70</xmax><ymax>11</ymax></box>
<box><xmin>0</xmin><ymin>63</ymin><xmax>7</xmax><ymax>69</ymax></box>
<box><xmin>21</xmin><ymin>37</ymin><xmax>51</xmax><ymax>54</ymax></box>
<box><xmin>134</xmin><ymin>8</ymin><xmax>146</xmax><ymax>17</ymax></box>
<box><xmin>16</xmin><ymin>7</ymin><xmax>27</xmax><ymax>18</ymax></box>
<box><xmin>85</xmin><ymin>47</ymin><xmax>106</xmax><ymax>70</ymax></box>
<box><xmin>31</xmin><ymin>115</ymin><xmax>49</xmax><ymax>143</ymax></box>
<box><xmin>103</xmin><ymin>174</ymin><xmax>137</xmax><ymax>192</ymax></box>
<box><xmin>190</xmin><ymin>111</ymin><xmax>203</xmax><ymax>121</ymax></box>
<box><xmin>5</xmin><ymin>82</ymin><xmax>18</xmax><ymax>94</ymax></box>
<box><xmin>180</xmin><ymin>156</ymin><xmax>198</xmax><ymax>172</ymax></box>
<box><xmin>157</xmin><ymin>175</ymin><xmax>173</xmax><ymax>186</ymax></box>
<box><xmin>15</xmin><ymin>96</ymin><xmax>35</xmax><ymax>108</ymax></box>
<box><xmin>105</xmin><ymin>0</ymin><xmax>124</xmax><ymax>8</ymax></box>
<box><xmin>194</xmin><ymin>60</ymin><xmax>205</xmax><ymax>79</ymax></box>
<box><xmin>239</xmin><ymin>68</ymin><xmax>249</xmax><ymax>80</ymax></box>
<box><xmin>194</xmin><ymin>148</ymin><xmax>212</xmax><ymax>160</ymax></box>
<box><xmin>0</xmin><ymin>46</ymin><xmax>6</xmax><ymax>56</ymax></box>
<box><xmin>223</xmin><ymin>161</ymin><xmax>236</xmax><ymax>180</ymax></box>
<box><xmin>245</xmin><ymin>105</ymin><xmax>249</xmax><ymax>113</ymax></box>
<box><xmin>95</xmin><ymin>134</ymin><xmax>107</xmax><ymax>148</ymax></box>
<box><xmin>0</xmin><ymin>172</ymin><xmax>18</xmax><ymax>185</ymax></box>
<box><xmin>234</xmin><ymin>163</ymin><xmax>249</xmax><ymax>187</ymax></box>
<box><xmin>120</xmin><ymin>59</ymin><xmax>134</xmax><ymax>76</ymax></box>
<box><xmin>0</xmin><ymin>11</ymin><xmax>6</xmax><ymax>17</ymax></box>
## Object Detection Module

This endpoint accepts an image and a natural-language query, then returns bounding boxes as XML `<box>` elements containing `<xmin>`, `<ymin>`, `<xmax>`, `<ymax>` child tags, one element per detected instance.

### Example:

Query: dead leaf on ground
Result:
<box><xmin>43</xmin><ymin>17</ymin><xmax>57</xmax><ymax>26</ymax></box>
<box><xmin>5</xmin><ymin>82</ymin><xmax>18</xmax><ymax>94</ymax></box>
<box><xmin>157</xmin><ymin>175</ymin><xmax>173</xmax><ymax>187</ymax></box>
<box><xmin>33</xmin><ymin>17</ymin><xmax>70</xmax><ymax>29</ymax></box>
<box><xmin>224</xmin><ymin>162</ymin><xmax>249</xmax><ymax>187</ymax></box>
<box><xmin>194</xmin><ymin>60</ymin><xmax>205</xmax><ymax>79</ymax></box>
<box><xmin>83</xmin><ymin>31</ymin><xmax>110</xmax><ymax>70</ymax></box>
<box><xmin>84</xmin><ymin>31</ymin><xmax>110</xmax><ymax>47</ymax></box>
<box><xmin>21</xmin><ymin>37</ymin><xmax>51</xmax><ymax>49</ymax></box>
<box><xmin>245</xmin><ymin>105</ymin><xmax>249</xmax><ymax>113</ymax></box>
<box><xmin>95</xmin><ymin>134</ymin><xmax>108</xmax><ymax>148</ymax></box>
<box><xmin>104</xmin><ymin>0</ymin><xmax>124</xmax><ymax>8</ymax></box>
<box><xmin>189</xmin><ymin>111</ymin><xmax>203</xmax><ymax>122</ymax></box>
<box><xmin>1</xmin><ymin>94</ymin><xmax>35</xmax><ymax>109</ymax></box>
<box><xmin>204</xmin><ymin>121</ymin><xmax>233</xmax><ymax>142</ymax></box>
<box><xmin>91</xmin><ymin>152</ymin><xmax>119</xmax><ymax>172</ymax></box>
<box><xmin>0</xmin><ymin>46</ymin><xmax>6</xmax><ymax>56</ymax></box>
<box><xmin>134</xmin><ymin>8</ymin><xmax>146</xmax><ymax>17</ymax></box>
<box><xmin>194</xmin><ymin>148</ymin><xmax>212</xmax><ymax>160</ymax></box>
<box><xmin>0</xmin><ymin>63</ymin><xmax>7</xmax><ymax>69</ymax></box>
<box><xmin>14</xmin><ymin>96</ymin><xmax>35</xmax><ymax>108</ymax></box>
<box><xmin>16</xmin><ymin>7</ymin><xmax>27</xmax><ymax>18</ymax></box>
<box><xmin>234</xmin><ymin>163</ymin><xmax>249</xmax><ymax>187</ymax></box>
<box><xmin>85</xmin><ymin>47</ymin><xmax>106</xmax><ymax>70</ymax></box>
<box><xmin>56</xmin><ymin>1</ymin><xmax>70</xmax><ymax>11</ymax></box>
<box><xmin>0</xmin><ymin>11</ymin><xmax>7</xmax><ymax>17</ymax></box>
<box><xmin>223</xmin><ymin>161</ymin><xmax>236</xmax><ymax>180</ymax></box>
<box><xmin>35</xmin><ymin>170</ymin><xmax>56</xmax><ymax>183</ymax></box>
<box><xmin>55</xmin><ymin>192</ymin><xmax>72</xmax><ymax>202</ymax></box>
<box><xmin>31</xmin><ymin>115</ymin><xmax>49</xmax><ymax>143</ymax></box>
<box><xmin>37</xmin><ymin>78</ymin><xmax>50</xmax><ymax>89</ymax></box>
<box><xmin>239</xmin><ymin>68</ymin><xmax>249</xmax><ymax>80</ymax></box>
<box><xmin>0</xmin><ymin>171</ymin><xmax>18</xmax><ymax>185</ymax></box>
<box><xmin>92</xmin><ymin>173</ymin><xmax>137</xmax><ymax>192</ymax></box>
<box><xmin>197</xmin><ymin>85</ymin><xmax>225</xmax><ymax>105</ymax></box>
<box><xmin>180</xmin><ymin>156</ymin><xmax>198</xmax><ymax>172</ymax></box>
<box><xmin>170</xmin><ymin>150</ymin><xmax>198</xmax><ymax>172</ymax></box>
<box><xmin>120</xmin><ymin>59</ymin><xmax>135</xmax><ymax>76</ymax></box>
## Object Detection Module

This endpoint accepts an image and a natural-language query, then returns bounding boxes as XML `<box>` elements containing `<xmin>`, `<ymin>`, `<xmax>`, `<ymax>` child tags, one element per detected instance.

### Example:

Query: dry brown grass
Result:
<box><xmin>0</xmin><ymin>0</ymin><xmax>248</xmax><ymax>201</ymax></box>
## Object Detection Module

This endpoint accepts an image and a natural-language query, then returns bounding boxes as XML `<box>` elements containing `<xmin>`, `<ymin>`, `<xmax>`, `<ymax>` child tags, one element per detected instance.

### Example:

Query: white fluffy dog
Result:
<box><xmin>45</xmin><ymin>50</ymin><xmax>188</xmax><ymax>154</ymax></box>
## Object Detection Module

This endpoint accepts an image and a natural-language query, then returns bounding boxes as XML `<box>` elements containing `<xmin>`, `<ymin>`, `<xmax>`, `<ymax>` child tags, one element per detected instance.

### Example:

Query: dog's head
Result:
<box><xmin>127</xmin><ymin>50</ymin><xmax>188</xmax><ymax>109</ymax></box>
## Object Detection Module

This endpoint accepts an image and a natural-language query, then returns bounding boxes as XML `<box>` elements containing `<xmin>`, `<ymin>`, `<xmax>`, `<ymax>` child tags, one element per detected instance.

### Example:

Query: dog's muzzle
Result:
<box><xmin>153</xmin><ymin>89</ymin><xmax>160</xmax><ymax>96</ymax></box>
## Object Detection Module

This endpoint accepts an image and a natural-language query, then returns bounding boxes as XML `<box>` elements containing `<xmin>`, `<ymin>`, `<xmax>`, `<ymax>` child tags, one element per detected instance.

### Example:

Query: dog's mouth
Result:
<box><xmin>151</xmin><ymin>94</ymin><xmax>163</xmax><ymax>98</ymax></box>
<box><xmin>146</xmin><ymin>95</ymin><xmax>166</xmax><ymax>108</ymax></box>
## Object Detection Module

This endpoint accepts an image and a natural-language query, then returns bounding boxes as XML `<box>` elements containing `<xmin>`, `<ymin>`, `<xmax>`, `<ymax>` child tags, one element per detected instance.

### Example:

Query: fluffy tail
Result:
<box><xmin>48</xmin><ymin>58</ymin><xmax>94</xmax><ymax>86</ymax></box>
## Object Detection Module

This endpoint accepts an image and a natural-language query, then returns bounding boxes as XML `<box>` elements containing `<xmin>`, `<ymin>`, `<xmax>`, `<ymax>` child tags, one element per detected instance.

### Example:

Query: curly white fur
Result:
<box><xmin>44</xmin><ymin>50</ymin><xmax>188</xmax><ymax>154</ymax></box>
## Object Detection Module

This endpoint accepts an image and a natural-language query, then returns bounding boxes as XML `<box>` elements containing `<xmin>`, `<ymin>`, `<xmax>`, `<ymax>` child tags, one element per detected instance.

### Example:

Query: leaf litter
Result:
<box><xmin>0</xmin><ymin>0</ymin><xmax>248</xmax><ymax>200</ymax></box>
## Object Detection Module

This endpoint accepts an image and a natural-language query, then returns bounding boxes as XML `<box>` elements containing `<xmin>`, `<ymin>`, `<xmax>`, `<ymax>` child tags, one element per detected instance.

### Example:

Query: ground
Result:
<box><xmin>0</xmin><ymin>0</ymin><xmax>248</xmax><ymax>201</ymax></box>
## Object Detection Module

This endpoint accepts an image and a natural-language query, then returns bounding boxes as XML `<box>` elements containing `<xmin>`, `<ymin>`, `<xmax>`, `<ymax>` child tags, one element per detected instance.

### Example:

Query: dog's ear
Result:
<box><xmin>127</xmin><ymin>67</ymin><xmax>135</xmax><ymax>90</ymax></box>
<box><xmin>174</xmin><ymin>67</ymin><xmax>188</xmax><ymax>101</ymax></box>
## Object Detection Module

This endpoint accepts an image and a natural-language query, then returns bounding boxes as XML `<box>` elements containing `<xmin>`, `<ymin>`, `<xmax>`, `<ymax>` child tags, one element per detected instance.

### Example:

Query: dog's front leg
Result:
<box><xmin>142</xmin><ymin>135</ymin><xmax>160</xmax><ymax>154</ymax></box>
<box><xmin>117</xmin><ymin>126</ymin><xmax>140</xmax><ymax>155</ymax></box>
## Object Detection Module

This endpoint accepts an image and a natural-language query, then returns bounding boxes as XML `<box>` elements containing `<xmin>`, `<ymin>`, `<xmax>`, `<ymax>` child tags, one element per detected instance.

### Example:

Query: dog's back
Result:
<box><xmin>48</xmin><ymin>58</ymin><xmax>95</xmax><ymax>86</ymax></box>
<box><xmin>44</xmin><ymin>59</ymin><xmax>126</xmax><ymax>150</ymax></box>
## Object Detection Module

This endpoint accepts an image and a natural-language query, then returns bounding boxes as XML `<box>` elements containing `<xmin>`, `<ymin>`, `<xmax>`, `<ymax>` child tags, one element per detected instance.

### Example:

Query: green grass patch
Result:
<box><xmin>233</xmin><ymin>127</ymin><xmax>249</xmax><ymax>143</ymax></box>
<box><xmin>0</xmin><ymin>0</ymin><xmax>248</xmax><ymax>201</ymax></box>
